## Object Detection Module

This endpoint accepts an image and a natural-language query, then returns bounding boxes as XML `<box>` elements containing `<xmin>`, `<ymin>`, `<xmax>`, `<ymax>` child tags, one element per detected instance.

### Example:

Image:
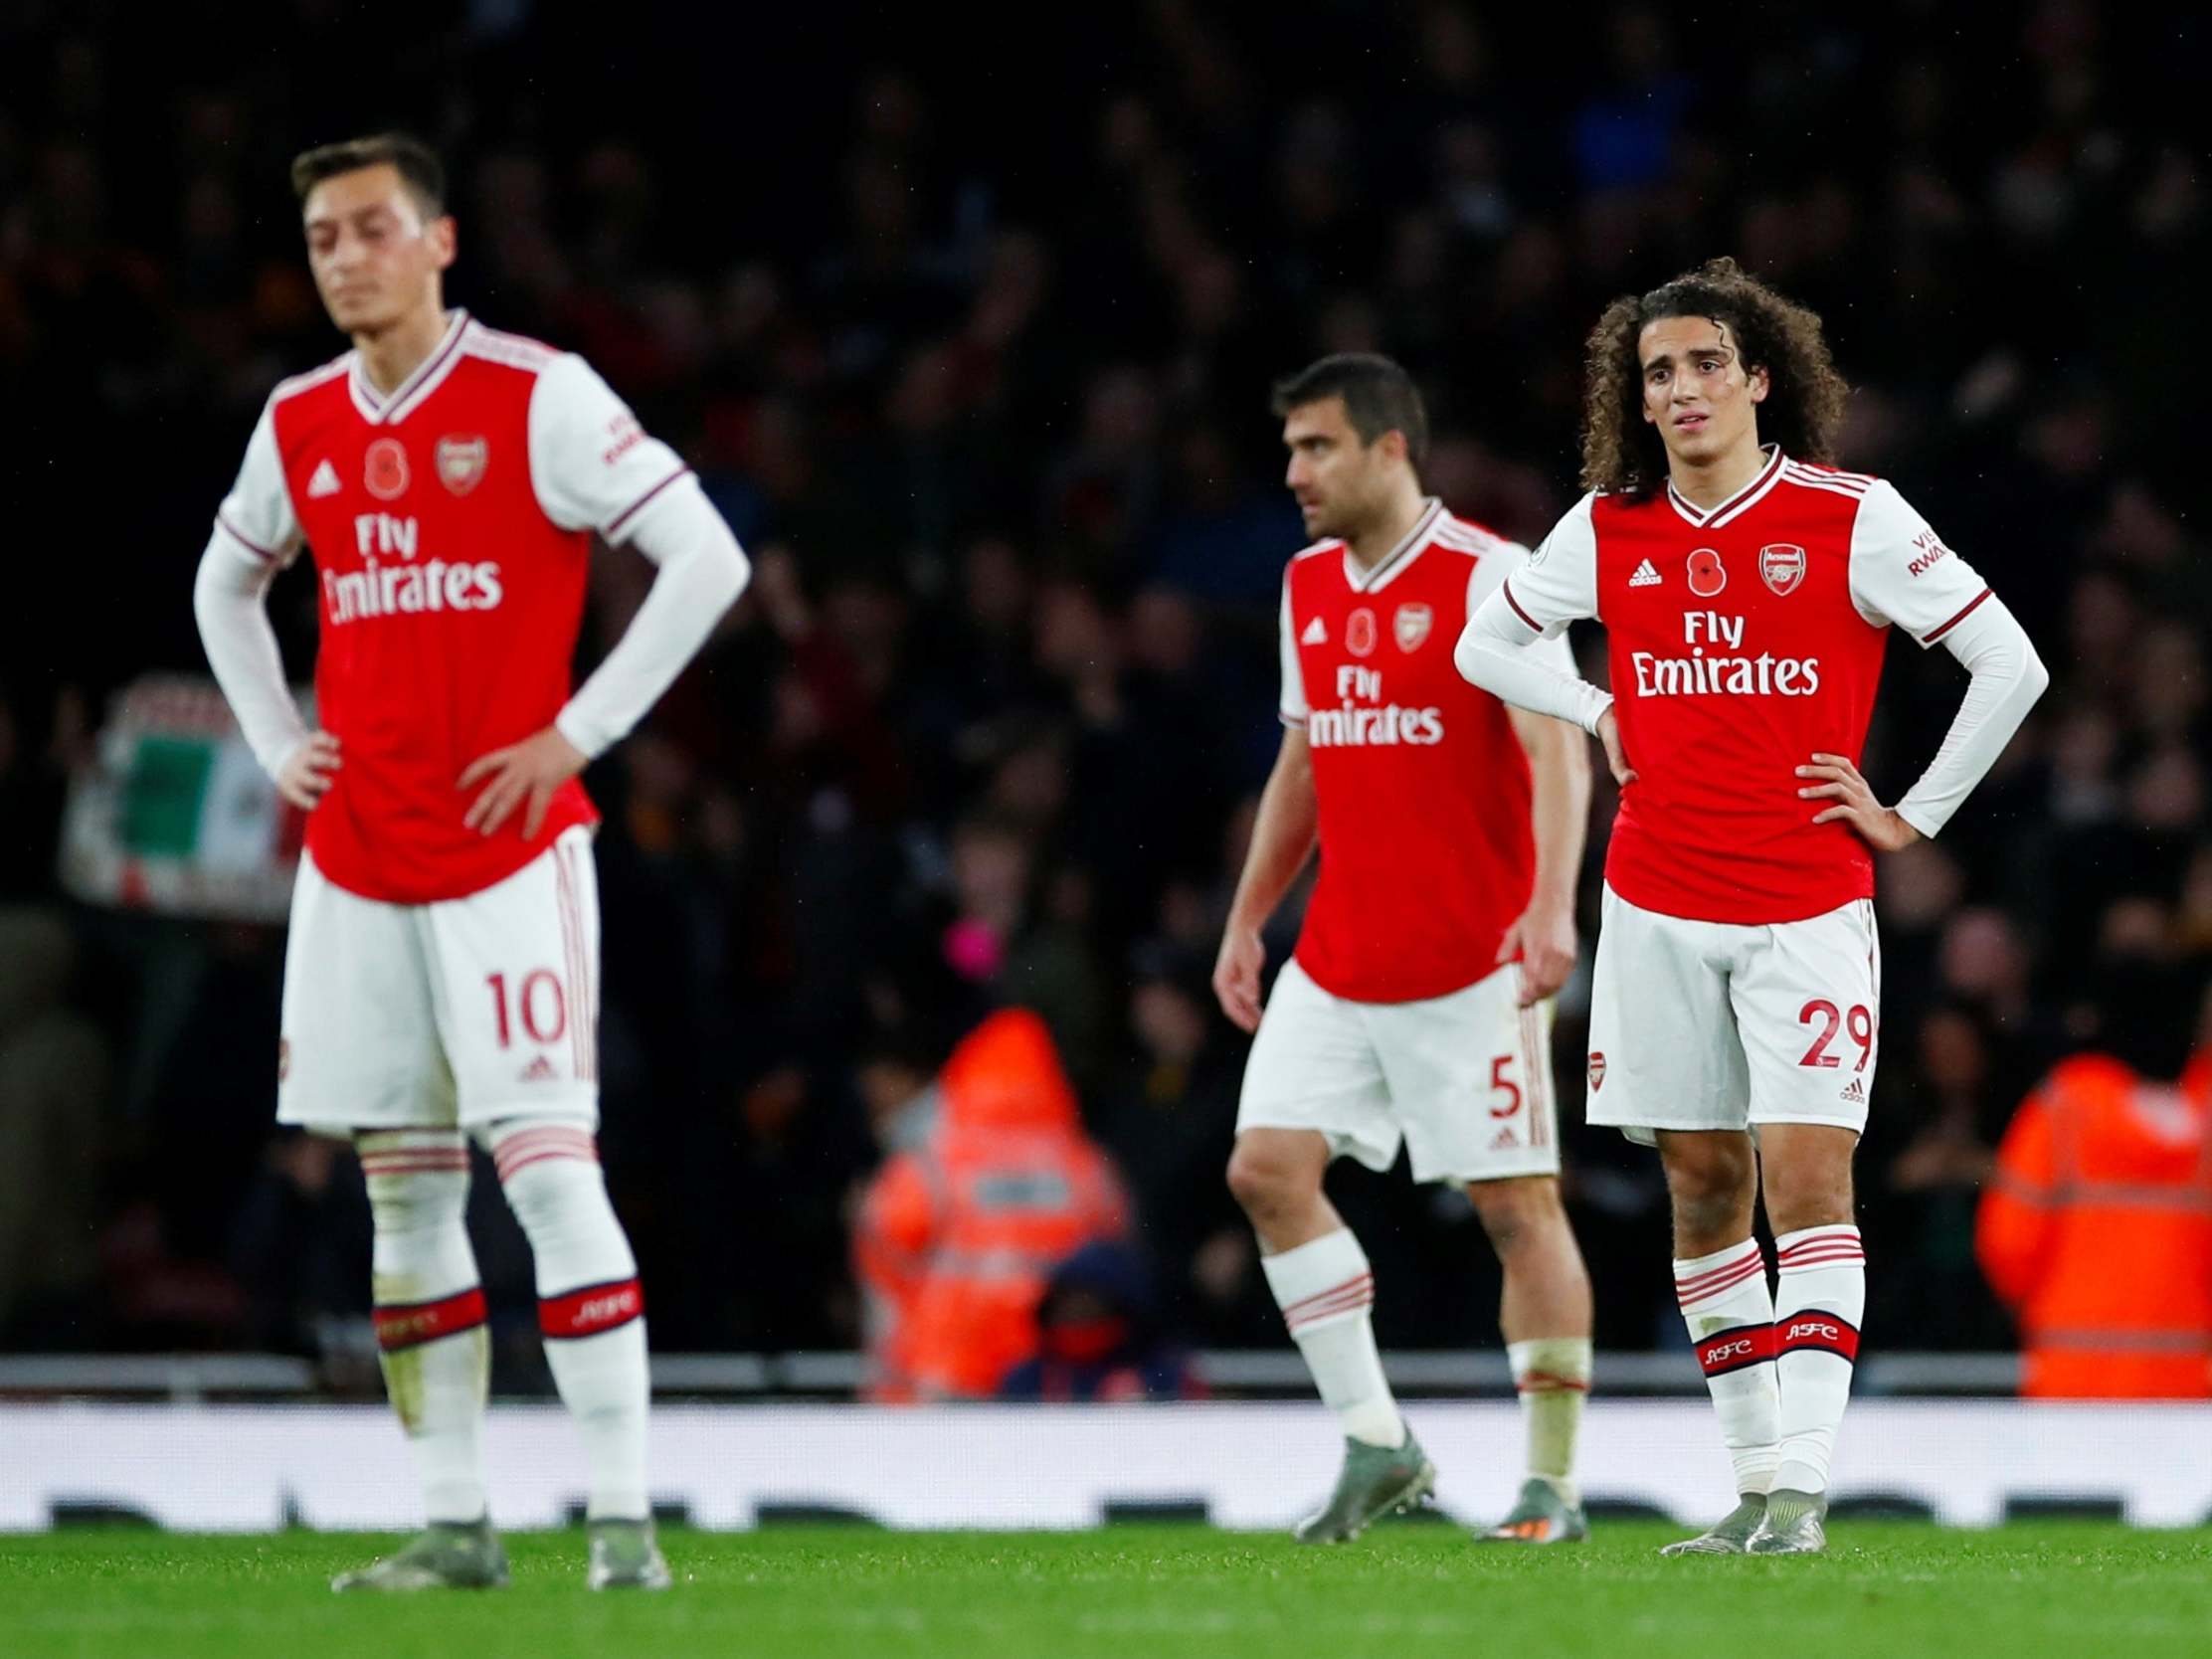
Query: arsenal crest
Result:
<box><xmin>1346</xmin><ymin>607</ymin><xmax>1379</xmax><ymax>657</ymax></box>
<box><xmin>1759</xmin><ymin>543</ymin><xmax>1806</xmax><ymax>596</ymax></box>
<box><xmin>1392</xmin><ymin>603</ymin><xmax>1433</xmax><ymax>652</ymax></box>
<box><xmin>437</xmin><ymin>435</ymin><xmax>489</xmax><ymax>495</ymax></box>
<box><xmin>1686</xmin><ymin>547</ymin><xmax>1727</xmax><ymax>598</ymax></box>
<box><xmin>1587</xmin><ymin>1051</ymin><xmax>1607</xmax><ymax>1093</ymax></box>
<box><xmin>363</xmin><ymin>437</ymin><xmax>411</xmax><ymax>501</ymax></box>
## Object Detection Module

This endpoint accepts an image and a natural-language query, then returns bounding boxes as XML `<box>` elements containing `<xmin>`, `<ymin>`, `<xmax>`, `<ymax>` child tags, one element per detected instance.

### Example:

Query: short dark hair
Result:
<box><xmin>290</xmin><ymin>132</ymin><xmax>447</xmax><ymax>216</ymax></box>
<box><xmin>1270</xmin><ymin>353</ymin><xmax>1429</xmax><ymax>470</ymax></box>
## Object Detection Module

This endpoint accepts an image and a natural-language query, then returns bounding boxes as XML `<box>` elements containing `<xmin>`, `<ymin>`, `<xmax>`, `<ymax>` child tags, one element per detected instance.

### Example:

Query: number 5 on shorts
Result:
<box><xmin>1489</xmin><ymin>1055</ymin><xmax>1523</xmax><ymax>1119</ymax></box>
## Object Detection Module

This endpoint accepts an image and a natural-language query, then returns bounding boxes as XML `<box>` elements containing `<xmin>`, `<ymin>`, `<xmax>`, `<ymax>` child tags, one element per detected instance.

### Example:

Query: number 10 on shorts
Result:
<box><xmin>487</xmin><ymin>970</ymin><xmax>568</xmax><ymax>1047</ymax></box>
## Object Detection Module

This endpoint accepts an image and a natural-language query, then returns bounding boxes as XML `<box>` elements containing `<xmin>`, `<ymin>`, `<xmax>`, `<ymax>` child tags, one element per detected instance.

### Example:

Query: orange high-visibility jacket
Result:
<box><xmin>854</xmin><ymin>1010</ymin><xmax>1130</xmax><ymax>1400</ymax></box>
<box><xmin>1975</xmin><ymin>1051</ymin><xmax>2212</xmax><ymax>1398</ymax></box>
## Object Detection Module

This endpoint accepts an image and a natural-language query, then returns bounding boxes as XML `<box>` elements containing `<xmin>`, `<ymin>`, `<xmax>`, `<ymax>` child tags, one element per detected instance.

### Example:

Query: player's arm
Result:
<box><xmin>193</xmin><ymin>405</ymin><xmax>335</xmax><ymax>812</ymax></box>
<box><xmin>1804</xmin><ymin>482</ymin><xmax>2051</xmax><ymax>852</ymax></box>
<box><xmin>1500</xmin><ymin>702</ymin><xmax>1590</xmax><ymax>1007</ymax></box>
<box><xmin>460</xmin><ymin>356</ymin><xmax>752</xmax><ymax>837</ymax></box>
<box><xmin>1214</xmin><ymin>584</ymin><xmax>1323</xmax><ymax>1032</ymax></box>
<box><xmin>1465</xmin><ymin>544</ymin><xmax>1593</xmax><ymax>1006</ymax></box>
<box><xmin>1213</xmin><ymin>726</ymin><xmax>1317</xmax><ymax>1034</ymax></box>
<box><xmin>1452</xmin><ymin>495</ymin><xmax>1635</xmax><ymax>786</ymax></box>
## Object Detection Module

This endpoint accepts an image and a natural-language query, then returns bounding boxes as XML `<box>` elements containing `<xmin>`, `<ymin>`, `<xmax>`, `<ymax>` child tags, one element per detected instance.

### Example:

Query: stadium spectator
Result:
<box><xmin>1976</xmin><ymin>983</ymin><xmax>2212</xmax><ymax>1397</ymax></box>
<box><xmin>998</xmin><ymin>1240</ymin><xmax>1205</xmax><ymax>1402</ymax></box>
<box><xmin>853</xmin><ymin>1009</ymin><xmax>1130</xmax><ymax>1399</ymax></box>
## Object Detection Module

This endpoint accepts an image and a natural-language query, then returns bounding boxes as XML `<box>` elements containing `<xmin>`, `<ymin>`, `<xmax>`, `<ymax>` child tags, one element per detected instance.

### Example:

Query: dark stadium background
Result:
<box><xmin>2</xmin><ymin>0</ymin><xmax>2205</xmax><ymax>1382</ymax></box>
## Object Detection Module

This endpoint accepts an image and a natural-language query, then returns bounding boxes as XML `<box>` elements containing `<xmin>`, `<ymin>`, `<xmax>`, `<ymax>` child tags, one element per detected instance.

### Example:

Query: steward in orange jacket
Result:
<box><xmin>854</xmin><ymin>1010</ymin><xmax>1130</xmax><ymax>1400</ymax></box>
<box><xmin>1976</xmin><ymin>1048</ymin><xmax>2212</xmax><ymax>1397</ymax></box>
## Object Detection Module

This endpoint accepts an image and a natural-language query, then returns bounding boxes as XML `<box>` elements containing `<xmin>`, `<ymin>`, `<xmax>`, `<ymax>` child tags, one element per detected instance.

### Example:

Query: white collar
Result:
<box><xmin>346</xmin><ymin>309</ymin><xmax>471</xmax><ymax>427</ymax></box>
<box><xmin>1665</xmin><ymin>445</ymin><xmax>1786</xmax><ymax>529</ymax></box>
<box><xmin>1343</xmin><ymin>497</ymin><xmax>1444</xmax><ymax>593</ymax></box>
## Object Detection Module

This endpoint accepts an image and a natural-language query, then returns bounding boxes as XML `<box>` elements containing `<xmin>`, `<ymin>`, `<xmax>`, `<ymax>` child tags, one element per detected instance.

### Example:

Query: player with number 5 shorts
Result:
<box><xmin>194</xmin><ymin>132</ymin><xmax>750</xmax><ymax>1592</ymax></box>
<box><xmin>1215</xmin><ymin>355</ymin><xmax>1597</xmax><ymax>1548</ymax></box>
<box><xmin>1455</xmin><ymin>259</ymin><xmax>2048</xmax><ymax>1556</ymax></box>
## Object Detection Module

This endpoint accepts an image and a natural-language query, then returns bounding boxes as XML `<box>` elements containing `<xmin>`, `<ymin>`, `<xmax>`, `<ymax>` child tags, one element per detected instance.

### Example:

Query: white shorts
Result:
<box><xmin>1586</xmin><ymin>883</ymin><xmax>1880</xmax><ymax>1145</ymax></box>
<box><xmin>1236</xmin><ymin>958</ymin><xmax>1560</xmax><ymax>1184</ymax></box>
<box><xmin>277</xmin><ymin>828</ymin><xmax>600</xmax><ymax>1133</ymax></box>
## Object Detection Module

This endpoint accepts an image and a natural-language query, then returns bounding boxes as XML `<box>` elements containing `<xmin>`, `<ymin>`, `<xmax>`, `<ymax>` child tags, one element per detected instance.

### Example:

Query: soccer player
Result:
<box><xmin>1454</xmin><ymin>259</ymin><xmax>2049</xmax><ymax>1555</ymax></box>
<box><xmin>193</xmin><ymin>134</ymin><xmax>751</xmax><ymax>1590</ymax></box>
<box><xmin>1215</xmin><ymin>354</ymin><xmax>1597</xmax><ymax>1546</ymax></box>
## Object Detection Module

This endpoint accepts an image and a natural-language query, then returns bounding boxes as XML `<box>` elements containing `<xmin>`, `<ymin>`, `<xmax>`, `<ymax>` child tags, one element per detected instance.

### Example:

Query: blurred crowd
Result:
<box><xmin>2</xmin><ymin>1</ymin><xmax>2207</xmax><ymax>1384</ymax></box>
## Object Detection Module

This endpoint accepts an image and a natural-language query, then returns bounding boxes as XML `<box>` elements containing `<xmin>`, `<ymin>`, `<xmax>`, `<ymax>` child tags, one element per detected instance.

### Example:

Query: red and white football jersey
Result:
<box><xmin>1500</xmin><ymin>447</ymin><xmax>1993</xmax><ymax>924</ymax></box>
<box><xmin>1281</xmin><ymin>500</ymin><xmax>1572</xmax><ymax>1004</ymax></box>
<box><xmin>213</xmin><ymin>310</ymin><xmax>694</xmax><ymax>905</ymax></box>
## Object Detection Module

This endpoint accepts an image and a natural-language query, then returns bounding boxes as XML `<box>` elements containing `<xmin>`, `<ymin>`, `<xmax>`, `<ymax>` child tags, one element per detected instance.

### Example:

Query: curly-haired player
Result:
<box><xmin>1454</xmin><ymin>260</ymin><xmax>2049</xmax><ymax>1555</ymax></box>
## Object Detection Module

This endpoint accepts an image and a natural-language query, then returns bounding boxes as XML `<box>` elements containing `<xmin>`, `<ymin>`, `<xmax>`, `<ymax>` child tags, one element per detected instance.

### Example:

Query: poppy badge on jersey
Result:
<box><xmin>1760</xmin><ymin>543</ymin><xmax>1807</xmax><ymax>596</ymax></box>
<box><xmin>364</xmin><ymin>438</ymin><xmax>411</xmax><ymax>501</ymax></box>
<box><xmin>437</xmin><ymin>435</ymin><xmax>489</xmax><ymax>495</ymax></box>
<box><xmin>1393</xmin><ymin>603</ymin><xmax>1432</xmax><ymax>652</ymax></box>
<box><xmin>1346</xmin><ymin>607</ymin><xmax>1378</xmax><ymax>657</ymax></box>
<box><xmin>1687</xmin><ymin>547</ymin><xmax>1727</xmax><ymax>597</ymax></box>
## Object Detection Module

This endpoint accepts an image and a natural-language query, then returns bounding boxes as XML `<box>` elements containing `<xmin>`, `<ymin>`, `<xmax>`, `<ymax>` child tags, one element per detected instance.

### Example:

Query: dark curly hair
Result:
<box><xmin>1579</xmin><ymin>258</ymin><xmax>1850</xmax><ymax>497</ymax></box>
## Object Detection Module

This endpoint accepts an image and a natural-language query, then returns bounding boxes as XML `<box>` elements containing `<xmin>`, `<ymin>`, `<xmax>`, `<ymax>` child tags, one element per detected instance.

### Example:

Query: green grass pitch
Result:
<box><xmin>9</xmin><ymin>1522</ymin><xmax>2212</xmax><ymax>1659</ymax></box>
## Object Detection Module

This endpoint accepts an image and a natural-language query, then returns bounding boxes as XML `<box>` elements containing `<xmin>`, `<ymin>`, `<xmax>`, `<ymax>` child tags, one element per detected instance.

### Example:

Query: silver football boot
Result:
<box><xmin>1658</xmin><ymin>1494</ymin><xmax>1768</xmax><ymax>1557</ymax></box>
<box><xmin>331</xmin><ymin>1518</ymin><xmax>510</xmax><ymax>1591</ymax></box>
<box><xmin>1745</xmin><ymin>1488</ymin><xmax>1828</xmax><ymax>1555</ymax></box>
<box><xmin>1293</xmin><ymin>1431</ymin><xmax>1437</xmax><ymax>1543</ymax></box>
<box><xmin>1477</xmin><ymin>1476</ymin><xmax>1588</xmax><ymax>1545</ymax></box>
<box><xmin>588</xmin><ymin>1517</ymin><xmax>674</xmax><ymax>1589</ymax></box>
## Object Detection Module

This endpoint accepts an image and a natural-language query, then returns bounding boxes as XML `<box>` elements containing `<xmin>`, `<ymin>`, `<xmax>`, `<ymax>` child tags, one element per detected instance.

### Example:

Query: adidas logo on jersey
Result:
<box><xmin>1301</xmin><ymin>617</ymin><xmax>1327</xmax><ymax>645</ymax></box>
<box><xmin>1629</xmin><ymin>559</ymin><xmax>1662</xmax><ymax>588</ymax></box>
<box><xmin>1840</xmin><ymin>1076</ymin><xmax>1866</xmax><ymax>1105</ymax></box>
<box><xmin>308</xmin><ymin>459</ymin><xmax>342</xmax><ymax>498</ymax></box>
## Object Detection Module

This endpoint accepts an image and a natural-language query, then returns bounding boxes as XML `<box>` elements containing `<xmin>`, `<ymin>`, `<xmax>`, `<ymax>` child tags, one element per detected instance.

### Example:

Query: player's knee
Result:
<box><xmin>1760</xmin><ymin>1164</ymin><xmax>1855</xmax><ymax>1234</ymax></box>
<box><xmin>486</xmin><ymin>1120</ymin><xmax>612</xmax><ymax>1234</ymax></box>
<box><xmin>1224</xmin><ymin>1140</ymin><xmax>1316</xmax><ymax>1222</ymax></box>
<box><xmin>358</xmin><ymin>1132</ymin><xmax>469</xmax><ymax>1233</ymax></box>
<box><xmin>1467</xmin><ymin>1176</ymin><xmax>1563</xmax><ymax>1257</ymax></box>
<box><xmin>1661</xmin><ymin>1137</ymin><xmax>1756</xmax><ymax>1246</ymax></box>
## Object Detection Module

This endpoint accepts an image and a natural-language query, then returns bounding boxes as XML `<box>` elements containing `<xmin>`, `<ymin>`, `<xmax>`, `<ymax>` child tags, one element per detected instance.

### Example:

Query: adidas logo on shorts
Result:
<box><xmin>1629</xmin><ymin>559</ymin><xmax>1662</xmax><ymax>588</ymax></box>
<box><xmin>1490</xmin><ymin>1124</ymin><xmax>1519</xmax><ymax>1150</ymax></box>
<box><xmin>519</xmin><ymin>1054</ymin><xmax>557</xmax><ymax>1083</ymax></box>
<box><xmin>1839</xmin><ymin>1076</ymin><xmax>1866</xmax><ymax>1104</ymax></box>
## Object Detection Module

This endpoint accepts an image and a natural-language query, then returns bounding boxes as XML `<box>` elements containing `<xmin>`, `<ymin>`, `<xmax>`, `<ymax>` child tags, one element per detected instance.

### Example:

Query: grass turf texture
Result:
<box><xmin>8</xmin><ymin>1523</ymin><xmax>2212</xmax><ymax>1659</ymax></box>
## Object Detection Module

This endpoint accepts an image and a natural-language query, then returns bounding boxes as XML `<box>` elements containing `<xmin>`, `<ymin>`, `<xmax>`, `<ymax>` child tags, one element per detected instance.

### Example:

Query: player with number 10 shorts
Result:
<box><xmin>195</xmin><ymin>131</ymin><xmax>751</xmax><ymax>1592</ymax></box>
